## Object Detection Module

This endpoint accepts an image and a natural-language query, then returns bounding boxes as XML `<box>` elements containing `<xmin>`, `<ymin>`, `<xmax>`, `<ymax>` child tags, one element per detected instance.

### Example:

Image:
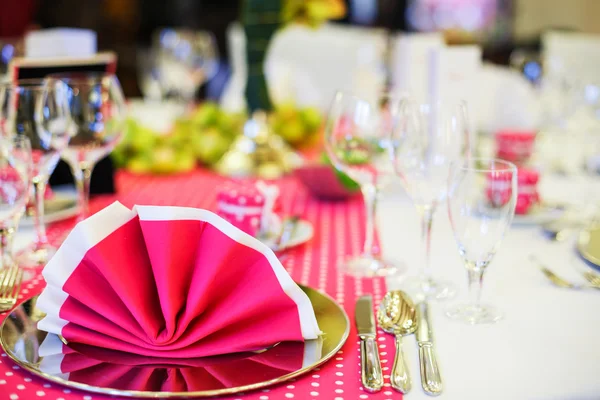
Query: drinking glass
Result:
<box><xmin>0</xmin><ymin>136</ymin><xmax>32</xmax><ymax>272</ymax></box>
<box><xmin>325</xmin><ymin>91</ymin><xmax>404</xmax><ymax>277</ymax></box>
<box><xmin>50</xmin><ymin>73</ymin><xmax>127</xmax><ymax>220</ymax></box>
<box><xmin>390</xmin><ymin>98</ymin><xmax>471</xmax><ymax>300</ymax></box>
<box><xmin>0</xmin><ymin>79</ymin><xmax>71</xmax><ymax>267</ymax></box>
<box><xmin>153</xmin><ymin>29</ymin><xmax>219</xmax><ymax>102</ymax></box>
<box><xmin>446</xmin><ymin>158</ymin><xmax>517</xmax><ymax>324</ymax></box>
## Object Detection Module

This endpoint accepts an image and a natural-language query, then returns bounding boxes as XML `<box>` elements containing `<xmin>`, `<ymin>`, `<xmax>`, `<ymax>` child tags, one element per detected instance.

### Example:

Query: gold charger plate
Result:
<box><xmin>0</xmin><ymin>285</ymin><xmax>349</xmax><ymax>398</ymax></box>
<box><xmin>577</xmin><ymin>226</ymin><xmax>600</xmax><ymax>268</ymax></box>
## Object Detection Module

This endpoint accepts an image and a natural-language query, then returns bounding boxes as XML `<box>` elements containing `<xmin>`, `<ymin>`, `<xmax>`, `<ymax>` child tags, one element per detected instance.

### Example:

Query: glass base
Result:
<box><xmin>16</xmin><ymin>243</ymin><xmax>56</xmax><ymax>268</ymax></box>
<box><xmin>399</xmin><ymin>276</ymin><xmax>457</xmax><ymax>302</ymax></box>
<box><xmin>342</xmin><ymin>255</ymin><xmax>405</xmax><ymax>278</ymax></box>
<box><xmin>446</xmin><ymin>303</ymin><xmax>503</xmax><ymax>325</ymax></box>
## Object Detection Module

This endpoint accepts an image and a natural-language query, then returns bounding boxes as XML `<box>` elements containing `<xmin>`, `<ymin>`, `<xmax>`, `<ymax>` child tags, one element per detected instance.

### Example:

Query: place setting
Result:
<box><xmin>1</xmin><ymin>2</ymin><xmax>600</xmax><ymax>399</ymax></box>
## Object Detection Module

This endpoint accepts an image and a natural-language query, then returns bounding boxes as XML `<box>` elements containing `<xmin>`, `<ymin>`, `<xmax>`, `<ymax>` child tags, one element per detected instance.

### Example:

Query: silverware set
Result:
<box><xmin>356</xmin><ymin>293</ymin><xmax>443</xmax><ymax>396</ymax></box>
<box><xmin>529</xmin><ymin>254</ymin><xmax>600</xmax><ymax>291</ymax></box>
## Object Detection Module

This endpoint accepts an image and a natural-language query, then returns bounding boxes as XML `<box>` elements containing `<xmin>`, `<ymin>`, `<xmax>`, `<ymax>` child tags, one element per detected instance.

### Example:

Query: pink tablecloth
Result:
<box><xmin>0</xmin><ymin>169</ymin><xmax>399</xmax><ymax>400</ymax></box>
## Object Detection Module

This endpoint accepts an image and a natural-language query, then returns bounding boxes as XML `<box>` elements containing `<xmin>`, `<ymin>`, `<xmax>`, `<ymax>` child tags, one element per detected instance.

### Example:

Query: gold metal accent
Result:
<box><xmin>582</xmin><ymin>271</ymin><xmax>600</xmax><ymax>287</ymax></box>
<box><xmin>0</xmin><ymin>266</ymin><xmax>23</xmax><ymax>312</ymax></box>
<box><xmin>355</xmin><ymin>296</ymin><xmax>383</xmax><ymax>393</ymax></box>
<box><xmin>0</xmin><ymin>285</ymin><xmax>348</xmax><ymax>397</ymax></box>
<box><xmin>578</xmin><ymin>227</ymin><xmax>600</xmax><ymax>267</ymax></box>
<box><xmin>377</xmin><ymin>291</ymin><xmax>417</xmax><ymax>394</ymax></box>
<box><xmin>215</xmin><ymin>111</ymin><xmax>303</xmax><ymax>179</ymax></box>
<box><xmin>529</xmin><ymin>254</ymin><xmax>600</xmax><ymax>291</ymax></box>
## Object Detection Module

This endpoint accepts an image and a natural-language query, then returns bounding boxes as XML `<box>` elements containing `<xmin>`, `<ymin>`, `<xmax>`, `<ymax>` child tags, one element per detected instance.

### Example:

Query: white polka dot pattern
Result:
<box><xmin>0</xmin><ymin>170</ymin><xmax>396</xmax><ymax>400</ymax></box>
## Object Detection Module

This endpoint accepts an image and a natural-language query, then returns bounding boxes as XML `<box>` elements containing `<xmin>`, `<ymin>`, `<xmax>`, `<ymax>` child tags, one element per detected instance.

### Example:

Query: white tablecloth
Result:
<box><xmin>377</xmin><ymin>174</ymin><xmax>600</xmax><ymax>400</ymax></box>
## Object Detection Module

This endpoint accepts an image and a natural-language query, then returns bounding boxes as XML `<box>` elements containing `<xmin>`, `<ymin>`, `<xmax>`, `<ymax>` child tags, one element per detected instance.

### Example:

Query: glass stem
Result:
<box><xmin>467</xmin><ymin>265</ymin><xmax>486</xmax><ymax>310</ymax></box>
<box><xmin>361</xmin><ymin>183</ymin><xmax>378</xmax><ymax>257</ymax></box>
<box><xmin>74</xmin><ymin>164</ymin><xmax>94</xmax><ymax>220</ymax></box>
<box><xmin>418</xmin><ymin>206</ymin><xmax>435</xmax><ymax>282</ymax></box>
<box><xmin>0</xmin><ymin>227</ymin><xmax>14</xmax><ymax>268</ymax></box>
<box><xmin>32</xmin><ymin>177</ymin><xmax>49</xmax><ymax>246</ymax></box>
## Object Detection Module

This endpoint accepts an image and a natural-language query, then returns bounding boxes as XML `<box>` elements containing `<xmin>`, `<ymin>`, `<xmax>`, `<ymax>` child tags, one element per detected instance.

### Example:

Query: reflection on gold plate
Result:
<box><xmin>0</xmin><ymin>286</ymin><xmax>349</xmax><ymax>398</ymax></box>
<box><xmin>577</xmin><ymin>227</ymin><xmax>600</xmax><ymax>267</ymax></box>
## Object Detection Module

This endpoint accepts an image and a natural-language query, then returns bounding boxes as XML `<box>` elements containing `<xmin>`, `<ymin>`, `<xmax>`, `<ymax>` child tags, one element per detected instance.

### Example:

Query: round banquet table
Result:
<box><xmin>2</xmin><ymin>167</ymin><xmax>600</xmax><ymax>400</ymax></box>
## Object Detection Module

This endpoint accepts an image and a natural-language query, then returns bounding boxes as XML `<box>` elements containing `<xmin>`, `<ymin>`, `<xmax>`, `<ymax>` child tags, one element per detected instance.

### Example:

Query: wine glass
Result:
<box><xmin>153</xmin><ymin>29</ymin><xmax>219</xmax><ymax>102</ymax></box>
<box><xmin>390</xmin><ymin>98</ymin><xmax>471</xmax><ymax>300</ymax></box>
<box><xmin>49</xmin><ymin>73</ymin><xmax>126</xmax><ymax>220</ymax></box>
<box><xmin>0</xmin><ymin>136</ymin><xmax>32</xmax><ymax>272</ymax></box>
<box><xmin>0</xmin><ymin>79</ymin><xmax>71</xmax><ymax>267</ymax></box>
<box><xmin>325</xmin><ymin>91</ymin><xmax>404</xmax><ymax>277</ymax></box>
<box><xmin>446</xmin><ymin>158</ymin><xmax>517</xmax><ymax>324</ymax></box>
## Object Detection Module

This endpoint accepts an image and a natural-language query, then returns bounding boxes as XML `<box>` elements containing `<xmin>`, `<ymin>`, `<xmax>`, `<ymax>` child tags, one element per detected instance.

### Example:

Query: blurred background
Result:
<box><xmin>1</xmin><ymin>0</ymin><xmax>598</xmax><ymax>100</ymax></box>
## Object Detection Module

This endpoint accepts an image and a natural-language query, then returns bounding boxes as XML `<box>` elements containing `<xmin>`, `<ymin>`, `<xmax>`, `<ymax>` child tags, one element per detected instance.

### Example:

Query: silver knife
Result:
<box><xmin>355</xmin><ymin>295</ymin><xmax>384</xmax><ymax>392</ymax></box>
<box><xmin>417</xmin><ymin>302</ymin><xmax>443</xmax><ymax>396</ymax></box>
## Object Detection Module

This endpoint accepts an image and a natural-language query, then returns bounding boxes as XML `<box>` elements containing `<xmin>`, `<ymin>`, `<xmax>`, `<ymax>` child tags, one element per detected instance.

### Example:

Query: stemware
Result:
<box><xmin>0</xmin><ymin>79</ymin><xmax>71</xmax><ymax>267</ymax></box>
<box><xmin>390</xmin><ymin>98</ymin><xmax>471</xmax><ymax>300</ymax></box>
<box><xmin>325</xmin><ymin>91</ymin><xmax>404</xmax><ymax>277</ymax></box>
<box><xmin>0</xmin><ymin>136</ymin><xmax>32</xmax><ymax>271</ymax></box>
<box><xmin>49</xmin><ymin>73</ymin><xmax>127</xmax><ymax>220</ymax></box>
<box><xmin>446</xmin><ymin>158</ymin><xmax>517</xmax><ymax>324</ymax></box>
<box><xmin>152</xmin><ymin>29</ymin><xmax>219</xmax><ymax>102</ymax></box>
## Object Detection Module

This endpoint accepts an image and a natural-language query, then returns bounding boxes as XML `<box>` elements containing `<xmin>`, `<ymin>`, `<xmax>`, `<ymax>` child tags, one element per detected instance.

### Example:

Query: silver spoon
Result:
<box><xmin>377</xmin><ymin>290</ymin><xmax>418</xmax><ymax>394</ymax></box>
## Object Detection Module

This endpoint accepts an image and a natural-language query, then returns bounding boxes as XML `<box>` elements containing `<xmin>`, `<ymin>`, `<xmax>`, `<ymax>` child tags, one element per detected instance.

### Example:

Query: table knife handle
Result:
<box><xmin>419</xmin><ymin>342</ymin><xmax>443</xmax><ymax>396</ymax></box>
<box><xmin>360</xmin><ymin>336</ymin><xmax>383</xmax><ymax>392</ymax></box>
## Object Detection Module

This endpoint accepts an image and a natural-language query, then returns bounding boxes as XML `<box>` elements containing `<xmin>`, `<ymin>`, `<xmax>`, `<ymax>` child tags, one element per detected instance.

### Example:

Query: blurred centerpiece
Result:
<box><xmin>124</xmin><ymin>0</ymin><xmax>344</xmax><ymax>179</ymax></box>
<box><xmin>215</xmin><ymin>0</ymin><xmax>346</xmax><ymax>179</ymax></box>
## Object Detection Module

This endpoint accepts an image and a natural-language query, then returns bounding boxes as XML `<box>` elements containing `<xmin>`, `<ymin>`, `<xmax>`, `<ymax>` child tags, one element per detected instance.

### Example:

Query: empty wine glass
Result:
<box><xmin>49</xmin><ymin>73</ymin><xmax>127</xmax><ymax>220</ymax></box>
<box><xmin>446</xmin><ymin>158</ymin><xmax>517</xmax><ymax>324</ymax></box>
<box><xmin>0</xmin><ymin>79</ymin><xmax>71</xmax><ymax>267</ymax></box>
<box><xmin>390</xmin><ymin>98</ymin><xmax>471</xmax><ymax>300</ymax></box>
<box><xmin>325</xmin><ymin>91</ymin><xmax>404</xmax><ymax>277</ymax></box>
<box><xmin>0</xmin><ymin>136</ymin><xmax>32</xmax><ymax>272</ymax></box>
<box><xmin>153</xmin><ymin>29</ymin><xmax>219</xmax><ymax>102</ymax></box>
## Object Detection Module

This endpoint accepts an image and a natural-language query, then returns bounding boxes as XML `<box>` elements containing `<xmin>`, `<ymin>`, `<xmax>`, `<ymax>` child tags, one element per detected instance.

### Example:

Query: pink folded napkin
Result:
<box><xmin>39</xmin><ymin>333</ymin><xmax>321</xmax><ymax>392</ymax></box>
<box><xmin>37</xmin><ymin>202</ymin><xmax>320</xmax><ymax>358</ymax></box>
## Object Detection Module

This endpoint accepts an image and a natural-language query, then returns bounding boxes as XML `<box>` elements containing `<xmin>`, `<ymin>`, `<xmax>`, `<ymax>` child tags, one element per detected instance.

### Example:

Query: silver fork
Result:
<box><xmin>0</xmin><ymin>265</ymin><xmax>23</xmax><ymax>312</ymax></box>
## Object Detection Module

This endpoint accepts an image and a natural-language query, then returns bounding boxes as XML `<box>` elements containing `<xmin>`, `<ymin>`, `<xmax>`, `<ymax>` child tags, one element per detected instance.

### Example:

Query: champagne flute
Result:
<box><xmin>0</xmin><ymin>79</ymin><xmax>71</xmax><ymax>267</ymax></box>
<box><xmin>325</xmin><ymin>91</ymin><xmax>404</xmax><ymax>277</ymax></box>
<box><xmin>0</xmin><ymin>136</ymin><xmax>32</xmax><ymax>273</ymax></box>
<box><xmin>446</xmin><ymin>158</ymin><xmax>517</xmax><ymax>324</ymax></box>
<box><xmin>49</xmin><ymin>73</ymin><xmax>126</xmax><ymax>220</ymax></box>
<box><xmin>390</xmin><ymin>98</ymin><xmax>471</xmax><ymax>300</ymax></box>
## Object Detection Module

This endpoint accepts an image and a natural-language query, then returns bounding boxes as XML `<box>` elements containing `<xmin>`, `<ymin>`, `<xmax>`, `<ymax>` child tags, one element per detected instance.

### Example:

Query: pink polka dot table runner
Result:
<box><xmin>0</xmin><ymin>169</ymin><xmax>399</xmax><ymax>400</ymax></box>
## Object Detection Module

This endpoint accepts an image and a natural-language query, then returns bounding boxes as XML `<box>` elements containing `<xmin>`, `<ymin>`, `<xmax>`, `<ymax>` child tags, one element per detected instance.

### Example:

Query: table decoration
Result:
<box><xmin>216</xmin><ymin>180</ymin><xmax>281</xmax><ymax>237</ymax></box>
<box><xmin>1</xmin><ymin>285</ymin><xmax>348</xmax><ymax>397</ymax></box>
<box><xmin>215</xmin><ymin>111</ymin><xmax>302</xmax><ymax>179</ymax></box>
<box><xmin>36</xmin><ymin>201</ymin><xmax>320</xmax><ymax>358</ymax></box>
<box><xmin>495</xmin><ymin>130</ymin><xmax>536</xmax><ymax>165</ymax></box>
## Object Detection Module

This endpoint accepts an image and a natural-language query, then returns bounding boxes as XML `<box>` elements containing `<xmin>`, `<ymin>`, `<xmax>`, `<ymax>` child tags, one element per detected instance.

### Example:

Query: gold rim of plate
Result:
<box><xmin>577</xmin><ymin>228</ymin><xmax>600</xmax><ymax>266</ymax></box>
<box><xmin>0</xmin><ymin>285</ymin><xmax>349</xmax><ymax>398</ymax></box>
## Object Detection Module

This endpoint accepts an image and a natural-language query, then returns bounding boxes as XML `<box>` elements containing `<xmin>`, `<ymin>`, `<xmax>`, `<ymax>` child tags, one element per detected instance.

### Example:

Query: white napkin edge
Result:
<box><xmin>302</xmin><ymin>337</ymin><xmax>324</xmax><ymax>369</ymax></box>
<box><xmin>134</xmin><ymin>205</ymin><xmax>322</xmax><ymax>340</ymax></box>
<box><xmin>37</xmin><ymin>202</ymin><xmax>138</xmax><ymax>337</ymax></box>
<box><xmin>38</xmin><ymin>334</ymin><xmax>69</xmax><ymax>379</ymax></box>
